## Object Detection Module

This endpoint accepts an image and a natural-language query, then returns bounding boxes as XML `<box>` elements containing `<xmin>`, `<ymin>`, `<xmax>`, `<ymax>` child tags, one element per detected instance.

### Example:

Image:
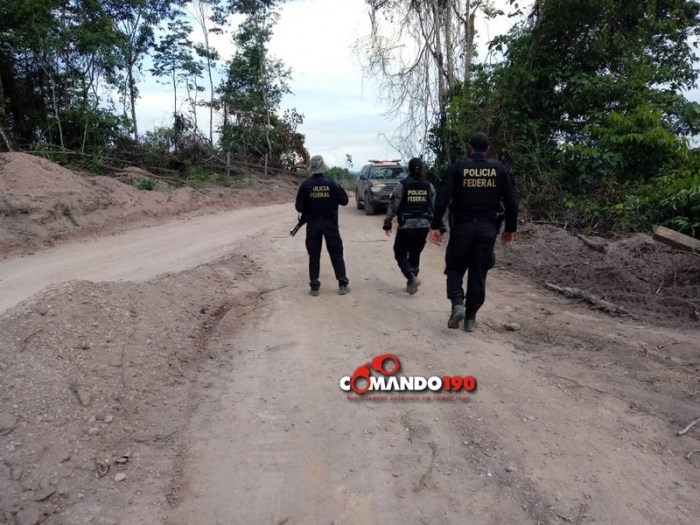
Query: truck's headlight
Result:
<box><xmin>370</xmin><ymin>186</ymin><xmax>382</xmax><ymax>193</ymax></box>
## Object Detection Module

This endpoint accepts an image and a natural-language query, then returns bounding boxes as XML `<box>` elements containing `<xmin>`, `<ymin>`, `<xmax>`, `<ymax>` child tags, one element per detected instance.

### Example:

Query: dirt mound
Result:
<box><xmin>0</xmin><ymin>153</ymin><xmax>90</xmax><ymax>196</ymax></box>
<box><xmin>0</xmin><ymin>152</ymin><xmax>300</xmax><ymax>258</ymax></box>
<box><xmin>0</xmin><ymin>254</ymin><xmax>262</xmax><ymax>525</ymax></box>
<box><xmin>497</xmin><ymin>223</ymin><xmax>700</xmax><ymax>327</ymax></box>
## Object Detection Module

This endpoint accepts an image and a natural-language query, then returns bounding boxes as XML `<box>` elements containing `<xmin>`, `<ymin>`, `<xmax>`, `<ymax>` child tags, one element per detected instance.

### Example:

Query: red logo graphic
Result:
<box><xmin>350</xmin><ymin>354</ymin><xmax>400</xmax><ymax>395</ymax></box>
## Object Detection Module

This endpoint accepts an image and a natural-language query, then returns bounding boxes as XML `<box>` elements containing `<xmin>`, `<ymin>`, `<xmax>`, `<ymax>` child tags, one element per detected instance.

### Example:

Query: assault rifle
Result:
<box><xmin>289</xmin><ymin>213</ymin><xmax>307</xmax><ymax>236</ymax></box>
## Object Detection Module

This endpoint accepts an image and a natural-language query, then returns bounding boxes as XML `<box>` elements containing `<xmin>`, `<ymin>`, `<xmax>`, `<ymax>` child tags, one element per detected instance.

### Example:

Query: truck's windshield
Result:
<box><xmin>369</xmin><ymin>166</ymin><xmax>407</xmax><ymax>180</ymax></box>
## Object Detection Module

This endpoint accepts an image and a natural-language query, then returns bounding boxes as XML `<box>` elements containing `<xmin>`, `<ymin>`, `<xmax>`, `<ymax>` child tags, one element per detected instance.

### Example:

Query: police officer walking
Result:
<box><xmin>429</xmin><ymin>133</ymin><xmax>518</xmax><ymax>331</ymax></box>
<box><xmin>295</xmin><ymin>155</ymin><xmax>350</xmax><ymax>296</ymax></box>
<box><xmin>383</xmin><ymin>158</ymin><xmax>442</xmax><ymax>295</ymax></box>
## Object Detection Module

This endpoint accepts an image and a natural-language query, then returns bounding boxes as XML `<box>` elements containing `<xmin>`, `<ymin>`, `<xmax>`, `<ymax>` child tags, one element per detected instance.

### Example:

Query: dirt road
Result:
<box><xmin>0</xmin><ymin>204</ymin><xmax>289</xmax><ymax>313</ymax></box>
<box><xmin>1</xmin><ymin>204</ymin><xmax>699</xmax><ymax>525</ymax></box>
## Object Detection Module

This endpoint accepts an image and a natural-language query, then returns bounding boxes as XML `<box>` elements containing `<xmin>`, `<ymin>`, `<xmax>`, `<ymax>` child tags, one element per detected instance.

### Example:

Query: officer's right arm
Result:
<box><xmin>334</xmin><ymin>182</ymin><xmax>349</xmax><ymax>206</ymax></box>
<box><xmin>295</xmin><ymin>182</ymin><xmax>306</xmax><ymax>214</ymax></box>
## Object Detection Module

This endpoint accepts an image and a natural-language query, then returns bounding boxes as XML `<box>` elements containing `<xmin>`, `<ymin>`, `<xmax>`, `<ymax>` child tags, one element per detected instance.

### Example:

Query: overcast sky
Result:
<box><xmin>135</xmin><ymin>0</ymin><xmax>700</xmax><ymax>168</ymax></box>
<box><xmin>136</xmin><ymin>0</ymin><xmax>523</xmax><ymax>169</ymax></box>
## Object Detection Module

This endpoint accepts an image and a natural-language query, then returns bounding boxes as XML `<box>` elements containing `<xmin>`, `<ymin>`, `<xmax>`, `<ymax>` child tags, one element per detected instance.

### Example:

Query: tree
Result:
<box><xmin>111</xmin><ymin>0</ymin><xmax>183</xmax><ymax>142</ymax></box>
<box><xmin>184</xmin><ymin>57</ymin><xmax>206</xmax><ymax>135</ymax></box>
<box><xmin>434</xmin><ymin>0</ymin><xmax>700</xmax><ymax>235</ymax></box>
<box><xmin>488</xmin><ymin>0</ymin><xmax>700</xmax><ymax>180</ymax></box>
<box><xmin>150</xmin><ymin>17</ymin><xmax>195</xmax><ymax>118</ymax></box>
<box><xmin>190</xmin><ymin>0</ymin><xmax>223</xmax><ymax>146</ymax></box>
<box><xmin>357</xmin><ymin>0</ymin><xmax>498</xmax><ymax>164</ymax></box>
<box><xmin>218</xmin><ymin>1</ymin><xmax>297</xmax><ymax>163</ymax></box>
<box><xmin>0</xmin><ymin>0</ymin><xmax>128</xmax><ymax>150</ymax></box>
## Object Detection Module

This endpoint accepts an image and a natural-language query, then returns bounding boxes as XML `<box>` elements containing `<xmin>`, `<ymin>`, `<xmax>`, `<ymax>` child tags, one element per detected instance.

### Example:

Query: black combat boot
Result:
<box><xmin>448</xmin><ymin>299</ymin><xmax>466</xmax><ymax>329</ymax></box>
<box><xmin>309</xmin><ymin>282</ymin><xmax>320</xmax><ymax>297</ymax></box>
<box><xmin>407</xmin><ymin>273</ymin><xmax>421</xmax><ymax>295</ymax></box>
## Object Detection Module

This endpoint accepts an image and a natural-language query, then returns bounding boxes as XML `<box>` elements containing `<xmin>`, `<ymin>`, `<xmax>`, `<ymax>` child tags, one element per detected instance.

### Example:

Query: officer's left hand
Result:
<box><xmin>429</xmin><ymin>229</ymin><xmax>443</xmax><ymax>246</ymax></box>
<box><xmin>384</xmin><ymin>229</ymin><xmax>391</xmax><ymax>237</ymax></box>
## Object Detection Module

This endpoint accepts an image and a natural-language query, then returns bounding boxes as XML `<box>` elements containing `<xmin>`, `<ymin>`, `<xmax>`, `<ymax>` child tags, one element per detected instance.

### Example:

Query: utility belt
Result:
<box><xmin>451</xmin><ymin>211</ymin><xmax>498</xmax><ymax>228</ymax></box>
<box><xmin>307</xmin><ymin>211</ymin><xmax>338</xmax><ymax>221</ymax></box>
<box><xmin>398</xmin><ymin>211</ymin><xmax>432</xmax><ymax>226</ymax></box>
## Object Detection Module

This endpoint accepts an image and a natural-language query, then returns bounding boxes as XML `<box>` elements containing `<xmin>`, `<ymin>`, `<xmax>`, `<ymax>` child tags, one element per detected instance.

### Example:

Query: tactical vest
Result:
<box><xmin>450</xmin><ymin>157</ymin><xmax>502</xmax><ymax>219</ymax></box>
<box><xmin>398</xmin><ymin>179</ymin><xmax>432</xmax><ymax>221</ymax></box>
<box><xmin>305</xmin><ymin>176</ymin><xmax>338</xmax><ymax>219</ymax></box>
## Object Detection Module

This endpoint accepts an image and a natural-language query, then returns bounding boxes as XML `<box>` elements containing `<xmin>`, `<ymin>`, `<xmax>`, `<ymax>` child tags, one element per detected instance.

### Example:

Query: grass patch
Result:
<box><xmin>57</xmin><ymin>202</ymin><xmax>79</xmax><ymax>226</ymax></box>
<box><xmin>182</xmin><ymin>166</ymin><xmax>257</xmax><ymax>190</ymax></box>
<box><xmin>122</xmin><ymin>177</ymin><xmax>157</xmax><ymax>191</ymax></box>
<box><xmin>227</xmin><ymin>174</ymin><xmax>257</xmax><ymax>189</ymax></box>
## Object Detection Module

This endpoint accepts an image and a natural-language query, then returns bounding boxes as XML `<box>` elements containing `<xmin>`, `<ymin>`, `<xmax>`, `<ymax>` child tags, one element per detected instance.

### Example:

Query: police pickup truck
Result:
<box><xmin>355</xmin><ymin>160</ymin><xmax>407</xmax><ymax>215</ymax></box>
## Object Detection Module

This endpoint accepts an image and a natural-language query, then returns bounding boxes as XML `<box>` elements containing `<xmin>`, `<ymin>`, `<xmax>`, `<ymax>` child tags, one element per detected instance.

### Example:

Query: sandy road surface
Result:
<box><xmin>0</xmin><ymin>204</ymin><xmax>289</xmax><ymax>313</ymax></box>
<box><xmin>2</xmin><ymin>203</ymin><xmax>699</xmax><ymax>524</ymax></box>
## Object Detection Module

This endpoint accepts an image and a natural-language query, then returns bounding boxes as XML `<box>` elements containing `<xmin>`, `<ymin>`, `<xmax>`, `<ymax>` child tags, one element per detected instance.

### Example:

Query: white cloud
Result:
<box><xmin>154</xmin><ymin>1</ymin><xmax>700</xmax><ymax>169</ymax></box>
<box><xmin>136</xmin><ymin>1</ymin><xmax>528</xmax><ymax>161</ymax></box>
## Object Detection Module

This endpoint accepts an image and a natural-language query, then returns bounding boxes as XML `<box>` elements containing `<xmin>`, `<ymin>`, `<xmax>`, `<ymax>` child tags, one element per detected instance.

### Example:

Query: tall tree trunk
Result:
<box><xmin>464</xmin><ymin>0</ymin><xmax>474</xmax><ymax>84</ymax></box>
<box><xmin>207</xmin><ymin>59</ymin><xmax>214</xmax><ymax>146</ymax></box>
<box><xmin>81</xmin><ymin>56</ymin><xmax>98</xmax><ymax>154</ymax></box>
<box><xmin>432</xmin><ymin>0</ymin><xmax>449</xmax><ymax>164</ymax></box>
<box><xmin>432</xmin><ymin>0</ymin><xmax>446</xmax><ymax>110</ymax></box>
<box><xmin>41</xmin><ymin>60</ymin><xmax>64</xmax><ymax>150</ymax></box>
<box><xmin>259</xmin><ymin>20</ymin><xmax>272</xmax><ymax>162</ymax></box>
<box><xmin>422</xmin><ymin>57</ymin><xmax>429</xmax><ymax>157</ymax></box>
<box><xmin>0</xmin><ymin>126</ymin><xmax>10</xmax><ymax>152</ymax></box>
<box><xmin>128</xmin><ymin>62</ymin><xmax>138</xmax><ymax>142</ymax></box>
<box><xmin>446</xmin><ymin>1</ymin><xmax>455</xmax><ymax>90</ymax></box>
<box><xmin>466</xmin><ymin>12</ymin><xmax>475</xmax><ymax>79</ymax></box>
<box><xmin>188</xmin><ymin>78</ymin><xmax>199</xmax><ymax>134</ymax></box>
<box><xmin>51</xmin><ymin>79</ymin><xmax>64</xmax><ymax>150</ymax></box>
<box><xmin>172</xmin><ymin>68</ymin><xmax>178</xmax><ymax>117</ymax></box>
<box><xmin>0</xmin><ymin>73</ymin><xmax>9</xmax><ymax>152</ymax></box>
<box><xmin>192</xmin><ymin>0</ymin><xmax>216</xmax><ymax>146</ymax></box>
<box><xmin>0</xmin><ymin>71</ymin><xmax>5</xmax><ymax>119</ymax></box>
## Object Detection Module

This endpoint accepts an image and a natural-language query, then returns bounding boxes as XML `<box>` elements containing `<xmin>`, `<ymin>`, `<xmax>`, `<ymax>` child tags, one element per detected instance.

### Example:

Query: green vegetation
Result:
<box><xmin>326</xmin><ymin>167</ymin><xmax>356</xmax><ymax>190</ymax></box>
<box><xmin>181</xmin><ymin>166</ymin><xmax>257</xmax><ymax>190</ymax></box>
<box><xmin>1</xmin><ymin>198</ymin><xmax>18</xmax><ymax>217</ymax></box>
<box><xmin>427</xmin><ymin>0</ymin><xmax>700</xmax><ymax>238</ymax></box>
<box><xmin>124</xmin><ymin>177</ymin><xmax>157</xmax><ymax>191</ymax></box>
<box><xmin>0</xmin><ymin>0</ymin><xmax>306</xmax><ymax>179</ymax></box>
<box><xmin>58</xmin><ymin>202</ymin><xmax>79</xmax><ymax>226</ymax></box>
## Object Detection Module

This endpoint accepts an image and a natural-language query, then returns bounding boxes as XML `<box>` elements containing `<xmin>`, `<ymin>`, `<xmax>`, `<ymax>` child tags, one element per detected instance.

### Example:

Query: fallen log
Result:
<box><xmin>575</xmin><ymin>233</ymin><xmax>608</xmax><ymax>253</ymax></box>
<box><xmin>653</xmin><ymin>226</ymin><xmax>700</xmax><ymax>253</ymax></box>
<box><xmin>0</xmin><ymin>125</ymin><xmax>12</xmax><ymax>152</ymax></box>
<box><xmin>545</xmin><ymin>283</ymin><xmax>629</xmax><ymax>316</ymax></box>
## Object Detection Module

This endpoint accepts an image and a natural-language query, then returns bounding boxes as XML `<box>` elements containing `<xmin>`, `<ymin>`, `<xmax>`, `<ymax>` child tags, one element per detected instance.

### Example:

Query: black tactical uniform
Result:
<box><xmin>295</xmin><ymin>158</ymin><xmax>350</xmax><ymax>295</ymax></box>
<box><xmin>431</xmin><ymin>134</ymin><xmax>518</xmax><ymax>328</ymax></box>
<box><xmin>383</xmin><ymin>158</ymin><xmax>441</xmax><ymax>294</ymax></box>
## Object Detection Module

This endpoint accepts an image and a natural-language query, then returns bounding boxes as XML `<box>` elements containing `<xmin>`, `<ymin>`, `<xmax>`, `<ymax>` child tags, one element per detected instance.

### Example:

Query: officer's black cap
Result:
<box><xmin>408</xmin><ymin>157</ymin><xmax>423</xmax><ymax>173</ymax></box>
<box><xmin>468</xmin><ymin>132</ymin><xmax>490</xmax><ymax>152</ymax></box>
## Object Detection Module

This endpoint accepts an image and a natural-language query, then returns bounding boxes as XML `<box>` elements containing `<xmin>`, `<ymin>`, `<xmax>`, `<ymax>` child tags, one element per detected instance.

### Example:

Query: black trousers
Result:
<box><xmin>394</xmin><ymin>228</ymin><xmax>429</xmax><ymax>280</ymax></box>
<box><xmin>305</xmin><ymin>218</ymin><xmax>348</xmax><ymax>289</ymax></box>
<box><xmin>444</xmin><ymin>220</ymin><xmax>497</xmax><ymax>319</ymax></box>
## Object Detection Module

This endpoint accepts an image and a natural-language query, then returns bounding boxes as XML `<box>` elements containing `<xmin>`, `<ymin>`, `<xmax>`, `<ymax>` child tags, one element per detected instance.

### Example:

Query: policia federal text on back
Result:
<box><xmin>295</xmin><ymin>155</ymin><xmax>350</xmax><ymax>296</ymax></box>
<box><xmin>429</xmin><ymin>132</ymin><xmax>519</xmax><ymax>332</ymax></box>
